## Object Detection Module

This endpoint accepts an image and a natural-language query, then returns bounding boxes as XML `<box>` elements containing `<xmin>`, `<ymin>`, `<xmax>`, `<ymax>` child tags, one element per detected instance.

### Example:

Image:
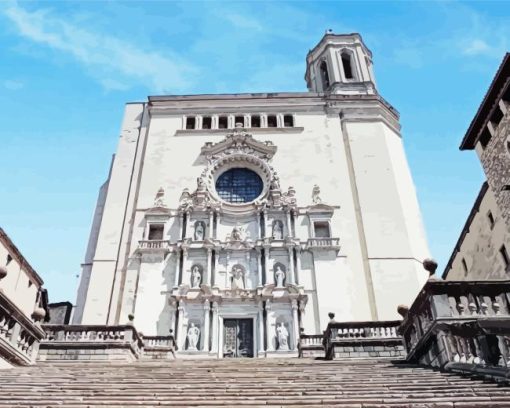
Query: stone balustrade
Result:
<box><xmin>305</xmin><ymin>238</ymin><xmax>340</xmax><ymax>250</ymax></box>
<box><xmin>141</xmin><ymin>335</ymin><xmax>176</xmax><ymax>360</ymax></box>
<box><xmin>137</xmin><ymin>240</ymin><xmax>171</xmax><ymax>252</ymax></box>
<box><xmin>324</xmin><ymin>319</ymin><xmax>404</xmax><ymax>360</ymax></box>
<box><xmin>399</xmin><ymin>279</ymin><xmax>510</xmax><ymax>378</ymax></box>
<box><xmin>298</xmin><ymin>333</ymin><xmax>324</xmax><ymax>358</ymax></box>
<box><xmin>0</xmin><ymin>290</ymin><xmax>45</xmax><ymax>366</ymax></box>
<box><xmin>39</xmin><ymin>325</ymin><xmax>144</xmax><ymax>362</ymax></box>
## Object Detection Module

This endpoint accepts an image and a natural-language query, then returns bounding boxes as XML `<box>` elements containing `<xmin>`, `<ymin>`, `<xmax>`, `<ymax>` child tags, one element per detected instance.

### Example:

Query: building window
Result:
<box><xmin>218</xmin><ymin>116</ymin><xmax>228</xmax><ymax>129</ymax></box>
<box><xmin>202</xmin><ymin>116</ymin><xmax>212</xmax><ymax>129</ymax></box>
<box><xmin>283</xmin><ymin>115</ymin><xmax>294</xmax><ymax>127</ymax></box>
<box><xmin>215</xmin><ymin>168</ymin><xmax>263</xmax><ymax>203</ymax></box>
<box><xmin>319</xmin><ymin>60</ymin><xmax>330</xmax><ymax>90</ymax></box>
<box><xmin>148</xmin><ymin>224</ymin><xmax>164</xmax><ymax>240</ymax></box>
<box><xmin>341</xmin><ymin>51</ymin><xmax>354</xmax><ymax>80</ymax></box>
<box><xmin>185</xmin><ymin>117</ymin><xmax>196</xmax><ymax>130</ymax></box>
<box><xmin>267</xmin><ymin>115</ymin><xmax>277</xmax><ymax>128</ymax></box>
<box><xmin>251</xmin><ymin>115</ymin><xmax>261</xmax><ymax>128</ymax></box>
<box><xmin>313</xmin><ymin>221</ymin><xmax>331</xmax><ymax>238</ymax></box>
<box><xmin>490</xmin><ymin>106</ymin><xmax>504</xmax><ymax>129</ymax></box>
<box><xmin>500</xmin><ymin>245</ymin><xmax>510</xmax><ymax>269</ymax></box>
<box><xmin>479</xmin><ymin>127</ymin><xmax>492</xmax><ymax>149</ymax></box>
<box><xmin>461</xmin><ymin>258</ymin><xmax>468</xmax><ymax>275</ymax></box>
<box><xmin>235</xmin><ymin>116</ymin><xmax>245</xmax><ymax>127</ymax></box>
<box><xmin>487</xmin><ymin>211</ymin><xmax>495</xmax><ymax>230</ymax></box>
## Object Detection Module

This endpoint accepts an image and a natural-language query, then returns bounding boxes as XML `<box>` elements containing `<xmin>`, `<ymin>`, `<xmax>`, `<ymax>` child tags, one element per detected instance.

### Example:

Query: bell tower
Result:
<box><xmin>305</xmin><ymin>31</ymin><xmax>377</xmax><ymax>95</ymax></box>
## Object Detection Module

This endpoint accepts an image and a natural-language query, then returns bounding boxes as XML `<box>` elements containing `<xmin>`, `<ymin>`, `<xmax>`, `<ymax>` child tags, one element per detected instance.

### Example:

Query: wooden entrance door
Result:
<box><xmin>223</xmin><ymin>319</ymin><xmax>254</xmax><ymax>358</ymax></box>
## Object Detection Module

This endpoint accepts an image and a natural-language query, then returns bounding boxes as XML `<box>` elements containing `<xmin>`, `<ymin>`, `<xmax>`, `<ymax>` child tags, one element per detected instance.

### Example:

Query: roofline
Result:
<box><xmin>442</xmin><ymin>181</ymin><xmax>489</xmax><ymax>279</ymax></box>
<box><xmin>306</xmin><ymin>32</ymin><xmax>372</xmax><ymax>60</ymax></box>
<box><xmin>0</xmin><ymin>228</ymin><xmax>44</xmax><ymax>286</ymax></box>
<box><xmin>460</xmin><ymin>53</ymin><xmax>510</xmax><ymax>150</ymax></box>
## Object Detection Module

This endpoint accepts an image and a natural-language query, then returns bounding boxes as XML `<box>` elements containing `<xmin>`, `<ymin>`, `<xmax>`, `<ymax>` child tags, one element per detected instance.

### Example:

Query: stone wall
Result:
<box><xmin>332</xmin><ymin>342</ymin><xmax>405</xmax><ymax>359</ymax></box>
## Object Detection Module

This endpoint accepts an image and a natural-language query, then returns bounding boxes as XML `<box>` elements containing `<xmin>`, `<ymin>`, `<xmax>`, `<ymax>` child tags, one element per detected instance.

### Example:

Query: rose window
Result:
<box><xmin>215</xmin><ymin>168</ymin><xmax>263</xmax><ymax>203</ymax></box>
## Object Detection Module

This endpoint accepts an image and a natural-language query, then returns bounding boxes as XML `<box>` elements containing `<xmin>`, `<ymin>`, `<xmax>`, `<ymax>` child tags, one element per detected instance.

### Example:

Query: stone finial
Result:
<box><xmin>312</xmin><ymin>184</ymin><xmax>322</xmax><ymax>204</ymax></box>
<box><xmin>328</xmin><ymin>312</ymin><xmax>335</xmax><ymax>322</ymax></box>
<box><xmin>0</xmin><ymin>265</ymin><xmax>7</xmax><ymax>281</ymax></box>
<box><xmin>127</xmin><ymin>314</ymin><xmax>135</xmax><ymax>325</ymax></box>
<box><xmin>423</xmin><ymin>258</ymin><xmax>438</xmax><ymax>280</ymax></box>
<box><xmin>397</xmin><ymin>304</ymin><xmax>409</xmax><ymax>318</ymax></box>
<box><xmin>32</xmin><ymin>307</ymin><xmax>46</xmax><ymax>322</ymax></box>
<box><xmin>153</xmin><ymin>187</ymin><xmax>166</xmax><ymax>208</ymax></box>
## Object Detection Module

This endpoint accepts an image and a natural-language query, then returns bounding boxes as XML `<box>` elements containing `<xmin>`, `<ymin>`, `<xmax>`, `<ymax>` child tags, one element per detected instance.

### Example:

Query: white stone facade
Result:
<box><xmin>74</xmin><ymin>33</ymin><xmax>430</xmax><ymax>358</ymax></box>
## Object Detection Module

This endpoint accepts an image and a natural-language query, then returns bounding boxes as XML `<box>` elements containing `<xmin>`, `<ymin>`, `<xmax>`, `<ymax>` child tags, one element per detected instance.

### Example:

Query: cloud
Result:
<box><xmin>222</xmin><ymin>12</ymin><xmax>264</xmax><ymax>31</ymax></box>
<box><xmin>3</xmin><ymin>79</ymin><xmax>24</xmax><ymax>90</ymax></box>
<box><xmin>3</xmin><ymin>3</ymin><xmax>198</xmax><ymax>93</ymax></box>
<box><xmin>462</xmin><ymin>39</ymin><xmax>491</xmax><ymax>56</ymax></box>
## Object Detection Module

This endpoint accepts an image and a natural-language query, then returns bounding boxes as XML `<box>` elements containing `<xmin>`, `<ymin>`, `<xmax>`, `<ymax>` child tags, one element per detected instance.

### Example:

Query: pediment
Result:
<box><xmin>201</xmin><ymin>129</ymin><xmax>277</xmax><ymax>161</ymax></box>
<box><xmin>305</xmin><ymin>203</ymin><xmax>335</xmax><ymax>215</ymax></box>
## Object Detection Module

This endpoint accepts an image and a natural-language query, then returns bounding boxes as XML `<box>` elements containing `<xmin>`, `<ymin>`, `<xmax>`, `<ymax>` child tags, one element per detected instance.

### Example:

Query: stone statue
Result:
<box><xmin>231</xmin><ymin>265</ymin><xmax>245</xmax><ymax>290</ymax></box>
<box><xmin>276</xmin><ymin>322</ymin><xmax>289</xmax><ymax>351</ymax></box>
<box><xmin>194</xmin><ymin>221</ymin><xmax>205</xmax><ymax>241</ymax></box>
<box><xmin>312</xmin><ymin>184</ymin><xmax>322</xmax><ymax>204</ymax></box>
<box><xmin>179</xmin><ymin>188</ymin><xmax>193</xmax><ymax>208</ymax></box>
<box><xmin>270</xmin><ymin>174</ymin><xmax>281</xmax><ymax>190</ymax></box>
<box><xmin>196</xmin><ymin>176</ymin><xmax>206</xmax><ymax>192</ymax></box>
<box><xmin>231</xmin><ymin>226</ymin><xmax>242</xmax><ymax>241</ymax></box>
<box><xmin>275</xmin><ymin>265</ymin><xmax>286</xmax><ymax>287</ymax></box>
<box><xmin>187</xmin><ymin>323</ymin><xmax>200</xmax><ymax>351</ymax></box>
<box><xmin>153</xmin><ymin>187</ymin><xmax>166</xmax><ymax>207</ymax></box>
<box><xmin>272</xmin><ymin>220</ymin><xmax>283</xmax><ymax>240</ymax></box>
<box><xmin>191</xmin><ymin>265</ymin><xmax>202</xmax><ymax>288</ymax></box>
<box><xmin>282</xmin><ymin>186</ymin><xmax>297</xmax><ymax>206</ymax></box>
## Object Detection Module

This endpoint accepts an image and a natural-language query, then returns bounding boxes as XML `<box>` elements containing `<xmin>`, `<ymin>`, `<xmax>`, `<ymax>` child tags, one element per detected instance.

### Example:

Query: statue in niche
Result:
<box><xmin>191</xmin><ymin>265</ymin><xmax>202</xmax><ymax>288</ymax></box>
<box><xmin>187</xmin><ymin>323</ymin><xmax>200</xmax><ymax>351</ymax></box>
<box><xmin>312</xmin><ymin>184</ymin><xmax>322</xmax><ymax>204</ymax></box>
<box><xmin>153</xmin><ymin>187</ymin><xmax>166</xmax><ymax>207</ymax></box>
<box><xmin>276</xmin><ymin>322</ymin><xmax>289</xmax><ymax>351</ymax></box>
<box><xmin>272</xmin><ymin>220</ymin><xmax>284</xmax><ymax>240</ymax></box>
<box><xmin>194</xmin><ymin>221</ymin><xmax>205</xmax><ymax>241</ymax></box>
<box><xmin>231</xmin><ymin>265</ymin><xmax>245</xmax><ymax>290</ymax></box>
<box><xmin>274</xmin><ymin>265</ymin><xmax>286</xmax><ymax>288</ymax></box>
<box><xmin>231</xmin><ymin>226</ymin><xmax>242</xmax><ymax>241</ymax></box>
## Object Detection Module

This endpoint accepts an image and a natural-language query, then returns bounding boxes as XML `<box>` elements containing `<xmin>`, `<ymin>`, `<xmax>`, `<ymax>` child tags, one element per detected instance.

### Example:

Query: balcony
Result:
<box><xmin>305</xmin><ymin>237</ymin><xmax>340</xmax><ymax>251</ymax></box>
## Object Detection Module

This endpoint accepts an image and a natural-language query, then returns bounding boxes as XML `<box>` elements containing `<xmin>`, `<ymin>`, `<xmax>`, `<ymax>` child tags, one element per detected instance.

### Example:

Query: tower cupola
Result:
<box><xmin>305</xmin><ymin>32</ymin><xmax>377</xmax><ymax>95</ymax></box>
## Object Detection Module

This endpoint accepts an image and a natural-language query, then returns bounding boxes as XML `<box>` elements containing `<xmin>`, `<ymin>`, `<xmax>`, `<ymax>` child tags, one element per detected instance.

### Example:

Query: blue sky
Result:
<box><xmin>1</xmin><ymin>1</ymin><xmax>508</xmax><ymax>302</ymax></box>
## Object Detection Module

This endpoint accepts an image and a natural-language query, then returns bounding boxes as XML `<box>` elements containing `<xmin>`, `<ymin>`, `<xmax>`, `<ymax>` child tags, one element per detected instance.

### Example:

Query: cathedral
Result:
<box><xmin>73</xmin><ymin>32</ymin><xmax>430</xmax><ymax>358</ymax></box>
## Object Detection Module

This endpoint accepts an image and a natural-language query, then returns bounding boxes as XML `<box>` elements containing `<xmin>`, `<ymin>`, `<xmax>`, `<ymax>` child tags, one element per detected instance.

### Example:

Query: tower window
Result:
<box><xmin>218</xmin><ymin>116</ymin><xmax>228</xmax><ymax>129</ymax></box>
<box><xmin>185</xmin><ymin>117</ymin><xmax>196</xmax><ymax>130</ymax></box>
<box><xmin>500</xmin><ymin>245</ymin><xmax>509</xmax><ymax>269</ymax></box>
<box><xmin>313</xmin><ymin>222</ymin><xmax>331</xmax><ymax>238</ymax></box>
<box><xmin>267</xmin><ymin>115</ymin><xmax>277</xmax><ymax>128</ymax></box>
<box><xmin>319</xmin><ymin>60</ymin><xmax>330</xmax><ymax>90</ymax></box>
<box><xmin>215</xmin><ymin>168</ymin><xmax>263</xmax><ymax>204</ymax></box>
<box><xmin>487</xmin><ymin>211</ymin><xmax>495</xmax><ymax>230</ymax></box>
<box><xmin>202</xmin><ymin>116</ymin><xmax>212</xmax><ymax>129</ymax></box>
<box><xmin>283</xmin><ymin>115</ymin><xmax>294</xmax><ymax>127</ymax></box>
<box><xmin>251</xmin><ymin>115</ymin><xmax>261</xmax><ymax>128</ymax></box>
<box><xmin>341</xmin><ymin>52</ymin><xmax>354</xmax><ymax>80</ymax></box>
<box><xmin>479</xmin><ymin>127</ymin><xmax>492</xmax><ymax>149</ymax></box>
<box><xmin>148</xmin><ymin>224</ymin><xmax>164</xmax><ymax>240</ymax></box>
<box><xmin>235</xmin><ymin>116</ymin><xmax>245</xmax><ymax>127</ymax></box>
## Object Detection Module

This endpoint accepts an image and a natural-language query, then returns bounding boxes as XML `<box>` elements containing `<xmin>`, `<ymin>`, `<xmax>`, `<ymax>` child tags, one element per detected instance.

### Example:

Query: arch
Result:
<box><xmin>319</xmin><ymin>60</ymin><xmax>330</xmax><ymax>90</ymax></box>
<box><xmin>340</xmin><ymin>50</ymin><xmax>356</xmax><ymax>80</ymax></box>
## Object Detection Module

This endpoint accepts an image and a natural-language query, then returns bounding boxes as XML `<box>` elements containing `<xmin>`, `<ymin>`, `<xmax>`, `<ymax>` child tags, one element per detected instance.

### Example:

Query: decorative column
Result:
<box><xmin>285</xmin><ymin>210</ymin><xmax>292</xmax><ymax>237</ymax></box>
<box><xmin>295</xmin><ymin>249</ymin><xmax>301</xmax><ymax>286</ymax></box>
<box><xmin>262</xmin><ymin>210</ymin><xmax>268</xmax><ymax>238</ymax></box>
<box><xmin>178</xmin><ymin>212</ymin><xmax>185</xmax><ymax>239</ymax></box>
<box><xmin>214</xmin><ymin>249</ymin><xmax>220</xmax><ymax>287</ymax></box>
<box><xmin>265</xmin><ymin>300</ymin><xmax>274</xmax><ymax>351</ymax></box>
<box><xmin>176</xmin><ymin>304</ymin><xmax>185</xmax><ymax>350</ymax></box>
<box><xmin>211</xmin><ymin>301</ymin><xmax>219</xmax><ymax>355</ymax></box>
<box><xmin>206</xmin><ymin>248</ymin><xmax>212</xmax><ymax>286</ymax></box>
<box><xmin>256</xmin><ymin>248</ymin><xmax>263</xmax><ymax>287</ymax></box>
<box><xmin>169</xmin><ymin>303</ymin><xmax>177</xmax><ymax>335</ymax></box>
<box><xmin>264</xmin><ymin>245</ymin><xmax>273</xmax><ymax>285</ymax></box>
<box><xmin>203</xmin><ymin>302</ymin><xmax>210</xmax><ymax>352</ymax></box>
<box><xmin>185</xmin><ymin>210</ymin><xmax>192</xmax><ymax>239</ymax></box>
<box><xmin>258</xmin><ymin>300</ymin><xmax>265</xmax><ymax>355</ymax></box>
<box><xmin>174</xmin><ymin>250</ymin><xmax>181</xmax><ymax>287</ymax></box>
<box><xmin>208</xmin><ymin>210</ymin><xmax>214</xmax><ymax>239</ymax></box>
<box><xmin>291</xmin><ymin>299</ymin><xmax>300</xmax><ymax>351</ymax></box>
<box><xmin>288</xmin><ymin>247</ymin><xmax>296</xmax><ymax>285</ymax></box>
<box><xmin>181</xmin><ymin>249</ymin><xmax>188</xmax><ymax>286</ymax></box>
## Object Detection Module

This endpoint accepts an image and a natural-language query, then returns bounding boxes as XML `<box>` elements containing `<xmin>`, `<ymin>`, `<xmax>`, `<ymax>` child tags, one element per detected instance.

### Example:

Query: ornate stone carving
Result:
<box><xmin>281</xmin><ymin>186</ymin><xmax>297</xmax><ymax>207</ymax></box>
<box><xmin>272</xmin><ymin>220</ymin><xmax>284</xmax><ymax>240</ymax></box>
<box><xmin>179</xmin><ymin>188</ymin><xmax>193</xmax><ymax>209</ymax></box>
<box><xmin>190</xmin><ymin>264</ymin><xmax>202</xmax><ymax>288</ymax></box>
<box><xmin>312</xmin><ymin>184</ymin><xmax>322</xmax><ymax>204</ymax></box>
<box><xmin>228</xmin><ymin>226</ymin><xmax>249</xmax><ymax>242</ymax></box>
<box><xmin>153</xmin><ymin>187</ymin><xmax>166</xmax><ymax>208</ymax></box>
<box><xmin>276</xmin><ymin>322</ymin><xmax>289</xmax><ymax>351</ymax></box>
<box><xmin>187</xmin><ymin>323</ymin><xmax>200</xmax><ymax>351</ymax></box>
<box><xmin>231</xmin><ymin>265</ymin><xmax>245</xmax><ymax>290</ymax></box>
<box><xmin>194</xmin><ymin>221</ymin><xmax>206</xmax><ymax>241</ymax></box>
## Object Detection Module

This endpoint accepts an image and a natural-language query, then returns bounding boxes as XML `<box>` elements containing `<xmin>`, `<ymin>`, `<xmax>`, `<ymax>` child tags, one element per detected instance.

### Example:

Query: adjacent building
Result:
<box><xmin>74</xmin><ymin>32</ymin><xmax>430</xmax><ymax>358</ymax></box>
<box><xmin>443</xmin><ymin>53</ymin><xmax>510</xmax><ymax>280</ymax></box>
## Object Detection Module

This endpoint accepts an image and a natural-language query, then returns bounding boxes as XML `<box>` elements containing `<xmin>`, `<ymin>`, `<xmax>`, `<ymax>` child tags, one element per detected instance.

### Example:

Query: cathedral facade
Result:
<box><xmin>74</xmin><ymin>33</ymin><xmax>430</xmax><ymax>358</ymax></box>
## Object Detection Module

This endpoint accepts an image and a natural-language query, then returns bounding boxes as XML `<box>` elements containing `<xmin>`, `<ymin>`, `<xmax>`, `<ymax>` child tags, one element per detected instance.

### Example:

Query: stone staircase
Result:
<box><xmin>1</xmin><ymin>358</ymin><xmax>510</xmax><ymax>407</ymax></box>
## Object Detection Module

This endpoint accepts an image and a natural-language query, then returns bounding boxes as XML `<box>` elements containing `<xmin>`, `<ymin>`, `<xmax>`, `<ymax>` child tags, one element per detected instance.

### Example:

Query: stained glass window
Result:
<box><xmin>215</xmin><ymin>168</ymin><xmax>263</xmax><ymax>203</ymax></box>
